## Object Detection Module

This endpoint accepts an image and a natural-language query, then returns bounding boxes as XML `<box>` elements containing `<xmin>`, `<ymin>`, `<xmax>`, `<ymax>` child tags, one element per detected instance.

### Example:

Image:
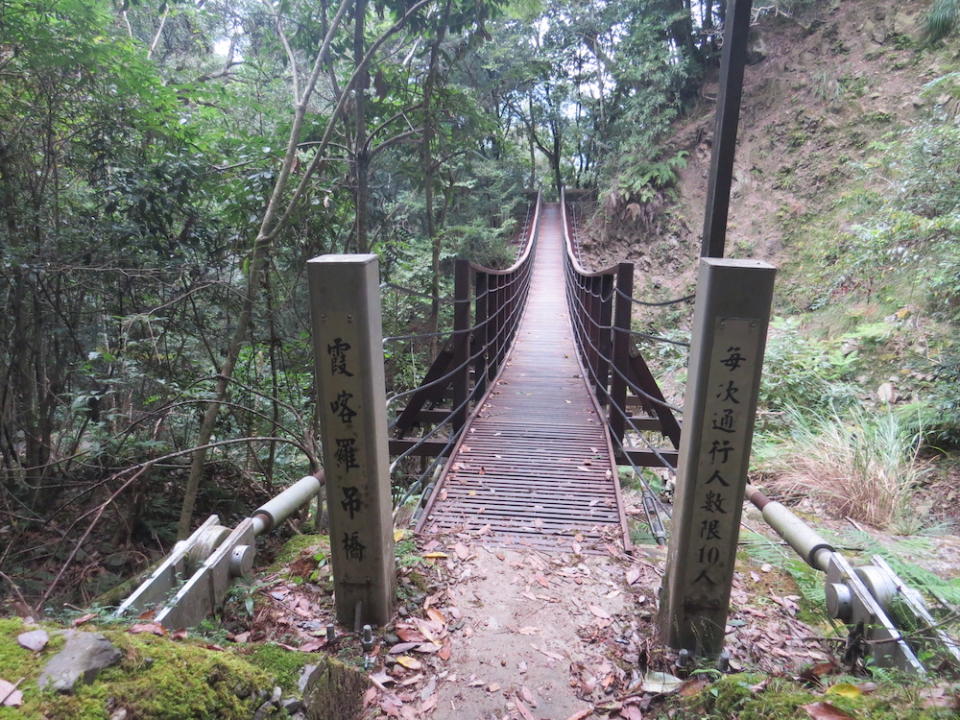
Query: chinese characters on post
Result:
<box><xmin>308</xmin><ymin>254</ymin><xmax>395</xmax><ymax>626</ymax></box>
<box><xmin>659</xmin><ymin>258</ymin><xmax>775</xmax><ymax>658</ymax></box>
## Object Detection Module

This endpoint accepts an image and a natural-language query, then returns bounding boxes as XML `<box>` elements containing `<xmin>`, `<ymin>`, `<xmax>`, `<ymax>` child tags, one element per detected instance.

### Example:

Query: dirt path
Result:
<box><xmin>429</xmin><ymin>544</ymin><xmax>636</xmax><ymax>719</ymax></box>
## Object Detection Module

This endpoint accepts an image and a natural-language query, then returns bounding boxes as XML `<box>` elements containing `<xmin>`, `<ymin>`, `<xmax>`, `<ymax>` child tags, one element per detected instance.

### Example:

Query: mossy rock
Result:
<box><xmin>246</xmin><ymin>642</ymin><xmax>318</xmax><ymax>694</ymax></box>
<box><xmin>268</xmin><ymin>534</ymin><xmax>330</xmax><ymax>573</ymax></box>
<box><xmin>0</xmin><ymin>617</ymin><xmax>366</xmax><ymax>720</ymax></box>
<box><xmin>302</xmin><ymin>658</ymin><xmax>368</xmax><ymax>720</ymax></box>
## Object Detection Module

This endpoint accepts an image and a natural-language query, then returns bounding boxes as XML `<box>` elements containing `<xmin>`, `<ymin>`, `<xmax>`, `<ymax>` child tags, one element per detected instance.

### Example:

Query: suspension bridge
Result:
<box><xmin>112</xmin><ymin>1</ymin><xmax>960</xmax><ymax>672</ymax></box>
<box><xmin>390</xmin><ymin>195</ymin><xmax>685</xmax><ymax>552</ymax></box>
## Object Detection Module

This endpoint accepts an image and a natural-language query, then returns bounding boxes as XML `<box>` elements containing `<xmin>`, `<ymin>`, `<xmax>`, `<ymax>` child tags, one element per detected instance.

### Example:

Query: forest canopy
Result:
<box><xmin>0</xmin><ymin>0</ymin><xmax>729</xmax><ymax>601</ymax></box>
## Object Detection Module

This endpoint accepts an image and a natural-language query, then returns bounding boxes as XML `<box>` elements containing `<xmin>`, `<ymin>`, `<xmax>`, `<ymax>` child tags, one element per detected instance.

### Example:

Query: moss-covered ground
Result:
<box><xmin>667</xmin><ymin>672</ymin><xmax>959</xmax><ymax>720</ymax></box>
<box><xmin>0</xmin><ymin>615</ymin><xmax>364</xmax><ymax>720</ymax></box>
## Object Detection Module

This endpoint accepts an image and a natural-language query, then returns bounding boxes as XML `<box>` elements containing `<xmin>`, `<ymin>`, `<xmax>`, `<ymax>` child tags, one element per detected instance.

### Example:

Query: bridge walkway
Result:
<box><xmin>417</xmin><ymin>203</ymin><xmax>629</xmax><ymax>551</ymax></box>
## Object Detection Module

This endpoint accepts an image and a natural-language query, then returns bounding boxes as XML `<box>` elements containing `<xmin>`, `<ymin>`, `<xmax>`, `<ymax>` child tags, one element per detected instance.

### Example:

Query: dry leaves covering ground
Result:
<box><xmin>229</xmin><ymin>525</ymin><xmax>837</xmax><ymax>720</ymax></box>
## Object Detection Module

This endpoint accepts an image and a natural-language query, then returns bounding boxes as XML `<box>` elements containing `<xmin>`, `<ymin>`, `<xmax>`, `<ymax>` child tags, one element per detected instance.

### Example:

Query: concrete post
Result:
<box><xmin>308</xmin><ymin>254</ymin><xmax>395</xmax><ymax>626</ymax></box>
<box><xmin>659</xmin><ymin>258</ymin><xmax>775</xmax><ymax>657</ymax></box>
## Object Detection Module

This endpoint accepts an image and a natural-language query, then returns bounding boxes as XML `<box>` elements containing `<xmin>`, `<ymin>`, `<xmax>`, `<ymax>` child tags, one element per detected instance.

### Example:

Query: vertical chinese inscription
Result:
<box><xmin>308</xmin><ymin>254</ymin><xmax>395</xmax><ymax>626</ymax></box>
<box><xmin>659</xmin><ymin>257</ymin><xmax>775</xmax><ymax>658</ymax></box>
<box><xmin>683</xmin><ymin>324</ymin><xmax>757</xmax><ymax>593</ymax></box>
<box><xmin>324</xmin><ymin>338</ymin><xmax>365</xmax><ymax>557</ymax></box>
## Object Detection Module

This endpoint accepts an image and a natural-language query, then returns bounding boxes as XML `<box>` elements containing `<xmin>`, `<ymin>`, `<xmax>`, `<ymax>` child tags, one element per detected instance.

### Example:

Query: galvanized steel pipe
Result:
<box><xmin>745</xmin><ymin>485</ymin><xmax>834</xmax><ymax>572</ymax></box>
<box><xmin>251</xmin><ymin>473</ymin><xmax>324</xmax><ymax>536</ymax></box>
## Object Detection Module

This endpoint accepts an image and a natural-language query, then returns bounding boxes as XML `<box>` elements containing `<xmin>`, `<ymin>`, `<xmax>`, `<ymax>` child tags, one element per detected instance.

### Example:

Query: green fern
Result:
<box><xmin>620</xmin><ymin>150</ymin><xmax>689</xmax><ymax>198</ymax></box>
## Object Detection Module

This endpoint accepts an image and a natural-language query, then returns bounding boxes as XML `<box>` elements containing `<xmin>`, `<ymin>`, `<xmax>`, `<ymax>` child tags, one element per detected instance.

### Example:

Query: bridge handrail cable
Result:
<box><xmin>560</xmin><ymin>187</ymin><xmax>691</xmax><ymax>544</ymax></box>
<box><xmin>388</xmin><ymin>191</ymin><xmax>542</xmax><ymax>512</ymax></box>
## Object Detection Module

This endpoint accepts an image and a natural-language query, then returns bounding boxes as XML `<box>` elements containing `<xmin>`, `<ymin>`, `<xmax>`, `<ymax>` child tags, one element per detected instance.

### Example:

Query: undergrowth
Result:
<box><xmin>768</xmin><ymin>407</ymin><xmax>926</xmax><ymax>531</ymax></box>
<box><xmin>674</xmin><ymin>672</ymin><xmax>958</xmax><ymax>719</ymax></box>
<box><xmin>739</xmin><ymin>530</ymin><xmax>827</xmax><ymax>625</ymax></box>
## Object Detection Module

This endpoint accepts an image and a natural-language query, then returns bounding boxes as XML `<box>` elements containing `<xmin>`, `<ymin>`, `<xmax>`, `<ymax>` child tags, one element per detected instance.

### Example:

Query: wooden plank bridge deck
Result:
<box><xmin>418</xmin><ymin>204</ymin><xmax>629</xmax><ymax>551</ymax></box>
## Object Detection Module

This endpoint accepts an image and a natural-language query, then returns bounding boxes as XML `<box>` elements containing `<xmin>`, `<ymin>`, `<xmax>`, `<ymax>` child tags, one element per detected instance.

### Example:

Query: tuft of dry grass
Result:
<box><xmin>770</xmin><ymin>408</ymin><xmax>927</xmax><ymax>531</ymax></box>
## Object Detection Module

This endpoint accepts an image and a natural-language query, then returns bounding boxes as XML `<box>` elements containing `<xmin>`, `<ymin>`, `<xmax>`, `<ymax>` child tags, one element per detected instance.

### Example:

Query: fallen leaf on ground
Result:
<box><xmin>399</xmin><ymin>674</ymin><xmax>424</xmax><ymax>687</ymax></box>
<box><xmin>438</xmin><ymin>640</ymin><xmax>452</xmax><ymax>661</ymax></box>
<box><xmin>379</xmin><ymin>693</ymin><xmax>402</xmax><ymax>717</ymax></box>
<box><xmin>299</xmin><ymin>640</ymin><xmax>325</xmax><ymax>652</ymax></box>
<box><xmin>422</xmin><ymin>552</ymin><xmax>448</xmax><ymax>560</ymax></box>
<box><xmin>515</xmin><ymin>698</ymin><xmax>536</xmax><ymax>720</ymax></box>
<box><xmin>640</xmin><ymin>671</ymin><xmax>683</xmax><ymax>695</ymax></box>
<box><xmin>389</xmin><ymin>642</ymin><xmax>420</xmax><ymax>654</ymax></box>
<box><xmin>517</xmin><ymin>626</ymin><xmax>538</xmax><ymax>635</ymax></box>
<box><xmin>370</xmin><ymin>670</ymin><xmax>395</xmax><ymax>686</ymax></box>
<box><xmin>453</xmin><ymin>542</ymin><xmax>470</xmax><ymax>560</ymax></box>
<box><xmin>520</xmin><ymin>686</ymin><xmax>537</xmax><ymax>706</ymax></box>
<box><xmin>799</xmin><ymin>660</ymin><xmax>840</xmax><ymax>686</ymax></box>
<box><xmin>395</xmin><ymin>627</ymin><xmax>425</xmax><ymax>643</ymax></box>
<box><xmin>563</xmin><ymin>708</ymin><xmax>594</xmax><ymax>720</ymax></box>
<box><xmin>426</xmin><ymin>608</ymin><xmax>446</xmax><ymax>625</ymax></box>
<box><xmin>589</xmin><ymin>605</ymin><xmax>611</xmax><ymax>620</ymax></box>
<box><xmin>826</xmin><ymin>683</ymin><xmax>862</xmax><ymax>700</ymax></box>
<box><xmin>129</xmin><ymin>622</ymin><xmax>166</xmax><ymax>636</ymax></box>
<box><xmin>414</xmin><ymin>619</ymin><xmax>439</xmax><ymax>644</ymax></box>
<box><xmin>395</xmin><ymin>655</ymin><xmax>422</xmax><ymax>670</ymax></box>
<box><xmin>802</xmin><ymin>701</ymin><xmax>855</xmax><ymax>720</ymax></box>
<box><xmin>414</xmin><ymin>643</ymin><xmax>442</xmax><ymax>654</ymax></box>
<box><xmin>625</xmin><ymin>567</ymin><xmax>641</xmax><ymax>585</ymax></box>
<box><xmin>17</xmin><ymin>629</ymin><xmax>48</xmax><ymax>652</ymax></box>
<box><xmin>486</xmin><ymin>682</ymin><xmax>500</xmax><ymax>692</ymax></box>
<box><xmin>620</xmin><ymin>704</ymin><xmax>643</xmax><ymax>720</ymax></box>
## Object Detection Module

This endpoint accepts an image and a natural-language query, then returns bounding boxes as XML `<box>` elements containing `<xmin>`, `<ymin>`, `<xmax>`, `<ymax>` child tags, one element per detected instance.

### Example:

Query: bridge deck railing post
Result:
<box><xmin>452</xmin><ymin>259</ymin><xmax>471</xmax><ymax>434</ymax></box>
<box><xmin>474</xmin><ymin>271</ymin><xmax>488</xmax><ymax>399</ymax></box>
<box><xmin>584</xmin><ymin>276</ymin><xmax>595</xmax><ymax>389</ymax></box>
<box><xmin>610</xmin><ymin>262</ymin><xmax>634</xmax><ymax>445</ymax></box>
<box><xmin>658</xmin><ymin>258</ymin><xmax>775</xmax><ymax>657</ymax></box>
<box><xmin>489</xmin><ymin>274</ymin><xmax>502</xmax><ymax>378</ymax></box>
<box><xmin>596</xmin><ymin>273</ymin><xmax>614</xmax><ymax>405</ymax></box>
<box><xmin>307</xmin><ymin>253</ymin><xmax>395</xmax><ymax>626</ymax></box>
<box><xmin>579</xmin><ymin>277</ymin><xmax>591</xmax><ymax>382</ymax></box>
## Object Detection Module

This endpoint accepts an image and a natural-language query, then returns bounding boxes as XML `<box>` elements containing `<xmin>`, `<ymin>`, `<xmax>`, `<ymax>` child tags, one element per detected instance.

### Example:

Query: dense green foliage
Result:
<box><xmin>0</xmin><ymin>0</ymin><xmax>727</xmax><ymax>604</ymax></box>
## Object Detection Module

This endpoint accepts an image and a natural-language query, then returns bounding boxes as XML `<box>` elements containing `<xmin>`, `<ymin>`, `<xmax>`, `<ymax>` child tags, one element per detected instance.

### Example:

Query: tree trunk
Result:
<box><xmin>353</xmin><ymin>0</ymin><xmax>370</xmax><ymax>253</ymax></box>
<box><xmin>423</xmin><ymin>0</ymin><xmax>453</xmax><ymax>352</ymax></box>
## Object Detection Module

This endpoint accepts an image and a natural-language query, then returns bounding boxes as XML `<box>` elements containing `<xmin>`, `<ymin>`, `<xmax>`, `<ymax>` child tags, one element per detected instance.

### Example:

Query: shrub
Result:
<box><xmin>759</xmin><ymin>317</ymin><xmax>859</xmax><ymax>415</ymax></box>
<box><xmin>770</xmin><ymin>407</ymin><xmax>927</xmax><ymax>531</ymax></box>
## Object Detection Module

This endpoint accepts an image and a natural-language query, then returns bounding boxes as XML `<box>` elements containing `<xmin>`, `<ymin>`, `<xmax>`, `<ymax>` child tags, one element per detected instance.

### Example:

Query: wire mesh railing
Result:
<box><xmin>385</xmin><ymin>192</ymin><xmax>542</xmax><ymax>512</ymax></box>
<box><xmin>560</xmin><ymin>188</ymin><xmax>692</xmax><ymax>543</ymax></box>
